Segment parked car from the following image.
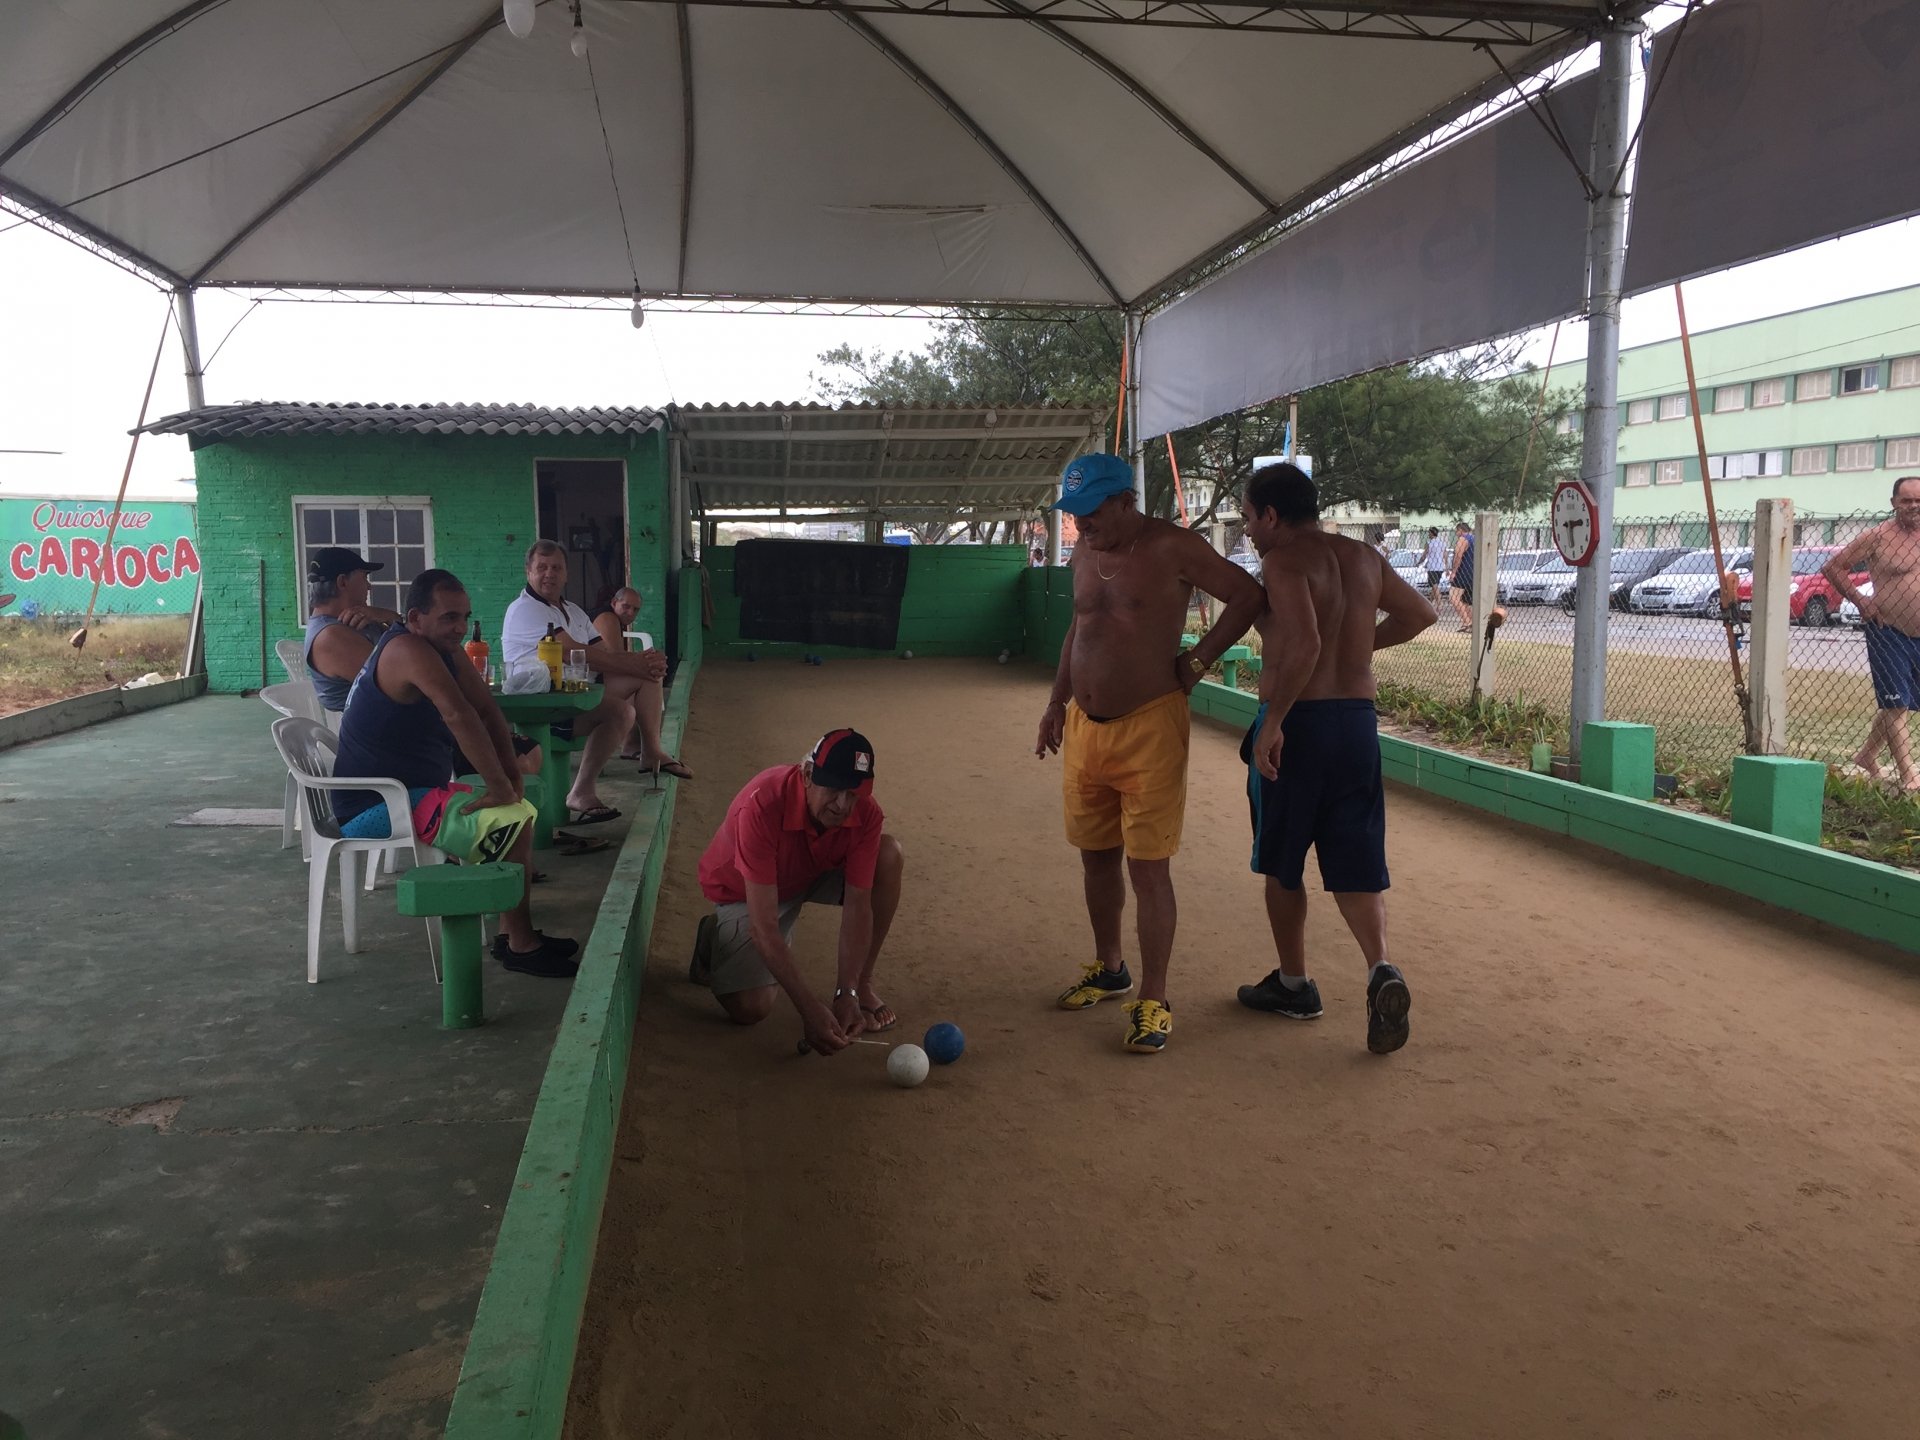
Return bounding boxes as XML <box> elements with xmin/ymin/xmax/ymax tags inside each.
<box><xmin>1733</xmin><ymin>546</ymin><xmax>1869</xmax><ymax>627</ymax></box>
<box><xmin>1229</xmin><ymin>547</ymin><xmax>1262</xmax><ymax>577</ymax></box>
<box><xmin>1492</xmin><ymin>549</ymin><xmax>1554</xmax><ymax>602</ymax></box>
<box><xmin>1506</xmin><ymin>554</ymin><xmax>1580</xmax><ymax>607</ymax></box>
<box><xmin>1595</xmin><ymin>546</ymin><xmax>1694</xmax><ymax>612</ymax></box>
<box><xmin>1841</xmin><ymin>579</ymin><xmax>1872</xmax><ymax>626</ymax></box>
<box><xmin>1628</xmin><ymin>548</ymin><xmax>1753</xmax><ymax>616</ymax></box>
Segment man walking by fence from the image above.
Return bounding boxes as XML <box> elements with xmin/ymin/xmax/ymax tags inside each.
<box><xmin>1826</xmin><ymin>476</ymin><xmax>1920</xmax><ymax>792</ymax></box>
<box><xmin>1421</xmin><ymin>527</ymin><xmax>1447</xmax><ymax>605</ymax></box>
<box><xmin>1446</xmin><ymin>520</ymin><xmax>1475</xmax><ymax>632</ymax></box>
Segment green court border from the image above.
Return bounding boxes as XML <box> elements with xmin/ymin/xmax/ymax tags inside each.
<box><xmin>1186</xmin><ymin>679</ymin><xmax>1920</xmax><ymax>956</ymax></box>
<box><xmin>442</xmin><ymin>570</ymin><xmax>703</xmax><ymax>1439</ymax></box>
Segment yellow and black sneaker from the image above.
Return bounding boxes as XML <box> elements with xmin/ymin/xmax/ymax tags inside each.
<box><xmin>1123</xmin><ymin>998</ymin><xmax>1172</xmax><ymax>1053</ymax></box>
<box><xmin>1057</xmin><ymin>960</ymin><xmax>1134</xmax><ymax>1010</ymax></box>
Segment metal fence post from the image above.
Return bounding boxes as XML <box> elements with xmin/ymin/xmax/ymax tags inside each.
<box><xmin>1748</xmin><ymin>498</ymin><xmax>1794</xmax><ymax>753</ymax></box>
<box><xmin>1471</xmin><ymin>510</ymin><xmax>1500</xmax><ymax>703</ymax></box>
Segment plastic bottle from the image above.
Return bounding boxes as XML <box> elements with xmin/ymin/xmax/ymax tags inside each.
<box><xmin>464</xmin><ymin>621</ymin><xmax>490</xmax><ymax>677</ymax></box>
<box><xmin>537</xmin><ymin>624</ymin><xmax>564</xmax><ymax>689</ymax></box>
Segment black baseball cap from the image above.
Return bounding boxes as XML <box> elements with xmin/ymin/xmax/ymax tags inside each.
<box><xmin>308</xmin><ymin>546</ymin><xmax>382</xmax><ymax>581</ymax></box>
<box><xmin>806</xmin><ymin>728</ymin><xmax>875</xmax><ymax>790</ymax></box>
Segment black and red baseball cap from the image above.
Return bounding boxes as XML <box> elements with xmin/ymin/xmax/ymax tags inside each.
<box><xmin>806</xmin><ymin>728</ymin><xmax>875</xmax><ymax>790</ymax></box>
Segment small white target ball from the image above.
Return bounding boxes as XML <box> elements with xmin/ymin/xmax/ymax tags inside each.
<box><xmin>887</xmin><ymin>1043</ymin><xmax>930</xmax><ymax>1088</ymax></box>
<box><xmin>902</xmin><ymin>650</ymin><xmax>913</xmax><ymax>660</ymax></box>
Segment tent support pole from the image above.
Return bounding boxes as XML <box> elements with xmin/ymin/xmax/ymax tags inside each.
<box><xmin>1568</xmin><ymin>22</ymin><xmax>1636</xmax><ymax>769</ymax></box>
<box><xmin>1045</xmin><ymin>507</ymin><xmax>1062</xmax><ymax>566</ymax></box>
<box><xmin>174</xmin><ymin>286</ymin><xmax>205</xmax><ymax>410</ymax></box>
<box><xmin>1125</xmin><ymin>309</ymin><xmax>1144</xmax><ymax>510</ymax></box>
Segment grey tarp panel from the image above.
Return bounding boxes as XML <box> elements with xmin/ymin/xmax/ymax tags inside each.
<box><xmin>1623</xmin><ymin>0</ymin><xmax>1920</xmax><ymax>295</ymax></box>
<box><xmin>1137</xmin><ymin>75</ymin><xmax>1597</xmax><ymax>440</ymax></box>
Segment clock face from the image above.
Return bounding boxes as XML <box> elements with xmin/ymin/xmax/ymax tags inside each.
<box><xmin>1552</xmin><ymin>482</ymin><xmax>1599</xmax><ymax>566</ymax></box>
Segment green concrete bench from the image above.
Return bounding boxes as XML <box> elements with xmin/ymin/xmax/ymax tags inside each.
<box><xmin>1180</xmin><ymin>639</ymin><xmax>1254</xmax><ymax>688</ymax></box>
<box><xmin>397</xmin><ymin>862</ymin><xmax>525</xmax><ymax>1029</ymax></box>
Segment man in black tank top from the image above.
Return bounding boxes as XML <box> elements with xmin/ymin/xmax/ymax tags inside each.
<box><xmin>335</xmin><ymin>568</ymin><xmax>579</xmax><ymax>977</ymax></box>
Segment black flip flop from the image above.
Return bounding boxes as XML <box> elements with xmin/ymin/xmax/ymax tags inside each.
<box><xmin>566</xmin><ymin>805</ymin><xmax>621</xmax><ymax>825</ymax></box>
<box><xmin>557</xmin><ymin>836</ymin><xmax>613</xmax><ymax>857</ymax></box>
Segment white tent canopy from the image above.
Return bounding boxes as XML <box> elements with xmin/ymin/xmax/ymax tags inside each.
<box><xmin>1</xmin><ymin>1</ymin><xmax>1648</xmax><ymax>309</ymax></box>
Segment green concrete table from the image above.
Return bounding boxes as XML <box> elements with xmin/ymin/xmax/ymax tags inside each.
<box><xmin>493</xmin><ymin>684</ymin><xmax>602</xmax><ymax>848</ymax></box>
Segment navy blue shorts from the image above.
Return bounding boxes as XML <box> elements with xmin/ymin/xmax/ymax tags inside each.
<box><xmin>1243</xmin><ymin>699</ymin><xmax>1389</xmax><ymax>893</ymax></box>
<box><xmin>1864</xmin><ymin>621</ymin><xmax>1920</xmax><ymax>711</ymax></box>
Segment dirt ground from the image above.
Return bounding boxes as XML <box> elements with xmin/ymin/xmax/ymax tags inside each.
<box><xmin>567</xmin><ymin>658</ymin><xmax>1920</xmax><ymax>1440</ymax></box>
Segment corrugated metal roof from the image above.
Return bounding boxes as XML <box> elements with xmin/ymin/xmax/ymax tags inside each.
<box><xmin>138</xmin><ymin>401</ymin><xmax>664</xmax><ymax>440</ymax></box>
<box><xmin>673</xmin><ymin>403</ymin><xmax>1100</xmax><ymax>516</ymax></box>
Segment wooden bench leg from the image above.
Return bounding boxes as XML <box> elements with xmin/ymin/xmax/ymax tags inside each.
<box><xmin>439</xmin><ymin>913</ymin><xmax>486</xmax><ymax>1029</ymax></box>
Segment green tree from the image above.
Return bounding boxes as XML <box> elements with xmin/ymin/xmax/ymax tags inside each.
<box><xmin>813</xmin><ymin>312</ymin><xmax>1580</xmax><ymax>540</ymax></box>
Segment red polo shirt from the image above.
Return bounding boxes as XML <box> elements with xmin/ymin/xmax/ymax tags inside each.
<box><xmin>697</xmin><ymin>764</ymin><xmax>885</xmax><ymax>904</ymax></box>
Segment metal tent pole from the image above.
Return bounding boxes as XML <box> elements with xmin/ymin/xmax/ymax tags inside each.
<box><xmin>1568</xmin><ymin>23</ymin><xmax>1637</xmax><ymax>769</ymax></box>
<box><xmin>1125</xmin><ymin>310</ymin><xmax>1145</xmax><ymax>509</ymax></box>
<box><xmin>174</xmin><ymin>286</ymin><xmax>206</xmax><ymax>409</ymax></box>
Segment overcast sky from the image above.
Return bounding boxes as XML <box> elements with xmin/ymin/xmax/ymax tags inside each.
<box><xmin>3</xmin><ymin>204</ymin><xmax>1917</xmax><ymax>503</ymax></box>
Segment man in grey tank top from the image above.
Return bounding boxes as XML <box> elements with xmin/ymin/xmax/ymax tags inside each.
<box><xmin>304</xmin><ymin>547</ymin><xmax>401</xmax><ymax>713</ymax></box>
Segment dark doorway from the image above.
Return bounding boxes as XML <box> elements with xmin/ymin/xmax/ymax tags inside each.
<box><xmin>536</xmin><ymin>460</ymin><xmax>627</xmax><ymax>611</ymax></box>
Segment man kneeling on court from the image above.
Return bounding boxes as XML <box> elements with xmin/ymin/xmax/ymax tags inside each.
<box><xmin>689</xmin><ymin>730</ymin><xmax>905</xmax><ymax>1056</ymax></box>
<box><xmin>332</xmin><ymin>568</ymin><xmax>579</xmax><ymax>978</ymax></box>
<box><xmin>1235</xmin><ymin>463</ymin><xmax>1434</xmax><ymax>1053</ymax></box>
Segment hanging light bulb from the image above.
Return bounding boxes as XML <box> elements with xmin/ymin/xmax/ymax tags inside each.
<box><xmin>570</xmin><ymin>4</ymin><xmax>588</xmax><ymax>57</ymax></box>
<box><xmin>502</xmin><ymin>0</ymin><xmax>535</xmax><ymax>39</ymax></box>
<box><xmin>630</xmin><ymin>291</ymin><xmax>646</xmax><ymax>330</ymax></box>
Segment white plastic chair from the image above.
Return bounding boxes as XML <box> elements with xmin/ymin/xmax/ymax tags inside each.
<box><xmin>276</xmin><ymin>637</ymin><xmax>308</xmax><ymax>683</ymax></box>
<box><xmin>270</xmin><ymin>716</ymin><xmax>444</xmax><ymax>985</ymax></box>
<box><xmin>261</xmin><ymin>682</ymin><xmax>323</xmax><ymax>852</ymax></box>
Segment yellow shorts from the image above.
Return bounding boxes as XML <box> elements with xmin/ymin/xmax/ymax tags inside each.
<box><xmin>1062</xmin><ymin>690</ymin><xmax>1191</xmax><ymax>860</ymax></box>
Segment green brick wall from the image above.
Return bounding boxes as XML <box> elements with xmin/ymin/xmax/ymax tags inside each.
<box><xmin>701</xmin><ymin>543</ymin><xmax>1027</xmax><ymax>658</ymax></box>
<box><xmin>193</xmin><ymin>430</ymin><xmax>667</xmax><ymax>692</ymax></box>
<box><xmin>1019</xmin><ymin>565</ymin><xmax>1074</xmax><ymax>668</ymax></box>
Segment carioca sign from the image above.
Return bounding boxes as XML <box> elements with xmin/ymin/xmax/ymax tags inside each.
<box><xmin>2</xmin><ymin>497</ymin><xmax>200</xmax><ymax>615</ymax></box>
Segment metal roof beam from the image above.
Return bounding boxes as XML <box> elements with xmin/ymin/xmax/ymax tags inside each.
<box><xmin>675</xmin><ymin>4</ymin><xmax>697</xmax><ymax>295</ymax></box>
<box><xmin>0</xmin><ymin>179</ymin><xmax>186</xmax><ymax>288</ymax></box>
<box><xmin>681</xmin><ymin>425</ymin><xmax>1097</xmax><ymax>442</ymax></box>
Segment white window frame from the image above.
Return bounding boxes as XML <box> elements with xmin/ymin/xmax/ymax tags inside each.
<box><xmin>1751</xmin><ymin>377</ymin><xmax>1787</xmax><ymax>408</ymax></box>
<box><xmin>293</xmin><ymin>494</ymin><xmax>437</xmax><ymax>621</ymax></box>
<box><xmin>1790</xmin><ymin>446</ymin><xmax>1829</xmax><ymax>476</ymax></box>
<box><xmin>1795</xmin><ymin>370</ymin><xmax>1833</xmax><ymax>402</ymax></box>
<box><xmin>1891</xmin><ymin>355</ymin><xmax>1920</xmax><ymax>390</ymax></box>
<box><xmin>1834</xmin><ymin>442</ymin><xmax>1876</xmax><ymax>473</ymax></box>
<box><xmin>1712</xmin><ymin>385</ymin><xmax>1747</xmax><ymax>413</ymax></box>
<box><xmin>1840</xmin><ymin>362</ymin><xmax>1881</xmax><ymax>396</ymax></box>
<box><xmin>1625</xmin><ymin>398</ymin><xmax>1656</xmax><ymax>426</ymax></box>
<box><xmin>1624</xmin><ymin>462</ymin><xmax>1652</xmax><ymax>488</ymax></box>
<box><xmin>1657</xmin><ymin>393</ymin><xmax>1690</xmax><ymax>421</ymax></box>
<box><xmin>1886</xmin><ymin>437</ymin><xmax>1920</xmax><ymax>468</ymax></box>
<box><xmin>1654</xmin><ymin>459</ymin><xmax>1685</xmax><ymax>485</ymax></box>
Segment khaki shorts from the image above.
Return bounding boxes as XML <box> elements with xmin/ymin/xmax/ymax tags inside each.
<box><xmin>705</xmin><ymin>870</ymin><xmax>846</xmax><ymax>995</ymax></box>
<box><xmin>1062</xmin><ymin>690</ymin><xmax>1191</xmax><ymax>860</ymax></box>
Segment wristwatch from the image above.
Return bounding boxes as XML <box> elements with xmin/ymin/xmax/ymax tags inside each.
<box><xmin>1183</xmin><ymin>653</ymin><xmax>1206</xmax><ymax>677</ymax></box>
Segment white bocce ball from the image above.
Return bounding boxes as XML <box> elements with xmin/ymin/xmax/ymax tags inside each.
<box><xmin>887</xmin><ymin>1043</ymin><xmax>931</xmax><ymax>1088</ymax></box>
<box><xmin>901</xmin><ymin>649</ymin><xmax>913</xmax><ymax>660</ymax></box>
<box><xmin>997</xmin><ymin>649</ymin><xmax>1010</xmax><ymax>664</ymax></box>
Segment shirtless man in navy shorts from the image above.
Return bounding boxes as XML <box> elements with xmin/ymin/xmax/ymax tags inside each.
<box><xmin>1232</xmin><ymin>463</ymin><xmax>1436</xmax><ymax>1053</ymax></box>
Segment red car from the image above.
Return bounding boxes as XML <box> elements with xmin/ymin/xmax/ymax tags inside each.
<box><xmin>1734</xmin><ymin>546</ymin><xmax>1868</xmax><ymax>627</ymax></box>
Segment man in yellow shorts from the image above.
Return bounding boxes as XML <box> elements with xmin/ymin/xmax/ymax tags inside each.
<box><xmin>1034</xmin><ymin>454</ymin><xmax>1264</xmax><ymax>1051</ymax></box>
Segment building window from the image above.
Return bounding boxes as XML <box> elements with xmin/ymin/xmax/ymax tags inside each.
<box><xmin>1840</xmin><ymin>363</ymin><xmax>1881</xmax><ymax>395</ymax></box>
<box><xmin>1707</xmin><ymin>451</ymin><xmax>1787</xmax><ymax>480</ymax></box>
<box><xmin>1892</xmin><ymin>355</ymin><xmax>1920</xmax><ymax>389</ymax></box>
<box><xmin>1657</xmin><ymin>393</ymin><xmax>1690</xmax><ymax>421</ymax></box>
<box><xmin>1625</xmin><ymin>398</ymin><xmax>1656</xmax><ymax>426</ymax></box>
<box><xmin>1835</xmin><ymin>442</ymin><xmax>1876</xmax><ymax>472</ymax></box>
<box><xmin>1624</xmin><ymin>462</ymin><xmax>1652</xmax><ymax>487</ymax></box>
<box><xmin>1887</xmin><ymin>437</ymin><xmax>1920</xmax><ymax>468</ymax></box>
<box><xmin>1795</xmin><ymin>370</ymin><xmax>1833</xmax><ymax>402</ymax></box>
<box><xmin>1752</xmin><ymin>377</ymin><xmax>1787</xmax><ymax>407</ymax></box>
<box><xmin>296</xmin><ymin>499</ymin><xmax>434</xmax><ymax>618</ymax></box>
<box><xmin>1557</xmin><ymin>411</ymin><xmax>1584</xmax><ymax>434</ymax></box>
<box><xmin>1655</xmin><ymin>460</ymin><xmax>1685</xmax><ymax>485</ymax></box>
<box><xmin>1713</xmin><ymin>385</ymin><xmax>1747</xmax><ymax>413</ymax></box>
<box><xmin>1790</xmin><ymin>446</ymin><xmax>1830</xmax><ymax>476</ymax></box>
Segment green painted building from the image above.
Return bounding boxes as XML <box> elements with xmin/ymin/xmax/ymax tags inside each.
<box><xmin>144</xmin><ymin>403</ymin><xmax>669</xmax><ymax>693</ymax></box>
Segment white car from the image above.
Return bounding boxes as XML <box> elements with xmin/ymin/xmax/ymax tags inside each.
<box><xmin>1387</xmin><ymin>548</ymin><xmax>1445</xmax><ymax>594</ymax></box>
<box><xmin>1840</xmin><ymin>579</ymin><xmax>1872</xmax><ymax>626</ymax></box>
<box><xmin>1504</xmin><ymin>554</ymin><xmax>1579</xmax><ymax>607</ymax></box>
<box><xmin>1493</xmin><ymin>549</ymin><xmax>1554</xmax><ymax>603</ymax></box>
<box><xmin>1629</xmin><ymin>548</ymin><xmax>1753</xmax><ymax>615</ymax></box>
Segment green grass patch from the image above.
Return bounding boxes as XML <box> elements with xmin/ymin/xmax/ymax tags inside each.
<box><xmin>0</xmin><ymin>616</ymin><xmax>188</xmax><ymax>717</ymax></box>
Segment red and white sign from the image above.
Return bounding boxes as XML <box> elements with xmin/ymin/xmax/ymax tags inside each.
<box><xmin>1550</xmin><ymin>480</ymin><xmax>1601</xmax><ymax>567</ymax></box>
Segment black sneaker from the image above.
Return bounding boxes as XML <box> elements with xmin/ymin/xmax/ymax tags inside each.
<box><xmin>1366</xmin><ymin>963</ymin><xmax>1411</xmax><ymax>1054</ymax></box>
<box><xmin>689</xmin><ymin>914</ymin><xmax>716</xmax><ymax>985</ymax></box>
<box><xmin>496</xmin><ymin>932</ymin><xmax>581</xmax><ymax>979</ymax></box>
<box><xmin>1238</xmin><ymin>970</ymin><xmax>1324</xmax><ymax>1019</ymax></box>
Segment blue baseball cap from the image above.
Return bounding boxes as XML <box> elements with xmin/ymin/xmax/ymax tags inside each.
<box><xmin>1053</xmin><ymin>453</ymin><xmax>1135</xmax><ymax>516</ymax></box>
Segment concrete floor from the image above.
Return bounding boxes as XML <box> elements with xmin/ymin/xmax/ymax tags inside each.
<box><xmin>0</xmin><ymin>697</ymin><xmax>635</xmax><ymax>1439</ymax></box>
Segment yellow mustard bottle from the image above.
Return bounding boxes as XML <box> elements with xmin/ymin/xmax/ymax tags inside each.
<box><xmin>536</xmin><ymin>624</ymin><xmax>564</xmax><ymax>689</ymax></box>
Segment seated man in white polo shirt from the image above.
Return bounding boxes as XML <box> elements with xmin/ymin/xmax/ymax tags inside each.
<box><xmin>501</xmin><ymin>539</ymin><xmax>671</xmax><ymax>825</ymax></box>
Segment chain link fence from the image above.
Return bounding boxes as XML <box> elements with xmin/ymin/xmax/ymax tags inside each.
<box><xmin>1369</xmin><ymin>510</ymin><xmax>1910</xmax><ymax>782</ymax></box>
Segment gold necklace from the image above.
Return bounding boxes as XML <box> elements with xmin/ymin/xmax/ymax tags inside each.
<box><xmin>1095</xmin><ymin>533</ymin><xmax>1139</xmax><ymax>581</ymax></box>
